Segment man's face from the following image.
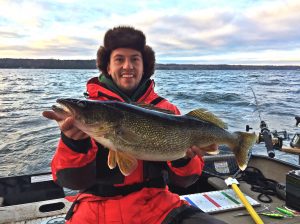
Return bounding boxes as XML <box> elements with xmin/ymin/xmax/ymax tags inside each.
<box><xmin>107</xmin><ymin>48</ymin><xmax>144</xmax><ymax>95</ymax></box>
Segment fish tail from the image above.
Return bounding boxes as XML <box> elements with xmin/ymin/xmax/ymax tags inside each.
<box><xmin>232</xmin><ymin>131</ymin><xmax>257</xmax><ymax>171</ymax></box>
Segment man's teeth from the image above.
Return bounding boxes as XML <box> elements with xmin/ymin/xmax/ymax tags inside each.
<box><xmin>122</xmin><ymin>74</ymin><xmax>134</xmax><ymax>78</ymax></box>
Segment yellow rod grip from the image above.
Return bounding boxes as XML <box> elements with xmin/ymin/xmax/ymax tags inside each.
<box><xmin>231</xmin><ymin>183</ymin><xmax>264</xmax><ymax>224</ymax></box>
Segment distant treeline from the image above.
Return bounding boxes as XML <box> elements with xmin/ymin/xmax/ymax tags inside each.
<box><xmin>0</xmin><ymin>58</ymin><xmax>96</xmax><ymax>69</ymax></box>
<box><xmin>1</xmin><ymin>58</ymin><xmax>300</xmax><ymax>70</ymax></box>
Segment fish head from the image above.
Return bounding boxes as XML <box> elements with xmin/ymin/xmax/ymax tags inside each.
<box><xmin>53</xmin><ymin>98</ymin><xmax>123</xmax><ymax>126</ymax></box>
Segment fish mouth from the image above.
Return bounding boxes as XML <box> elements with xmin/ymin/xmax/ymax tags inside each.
<box><xmin>52</xmin><ymin>98</ymin><xmax>83</xmax><ymax>116</ymax></box>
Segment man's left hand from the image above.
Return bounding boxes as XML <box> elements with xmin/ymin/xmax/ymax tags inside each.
<box><xmin>185</xmin><ymin>144</ymin><xmax>218</xmax><ymax>158</ymax></box>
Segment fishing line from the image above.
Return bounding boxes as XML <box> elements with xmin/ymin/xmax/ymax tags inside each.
<box><xmin>250</xmin><ymin>87</ymin><xmax>262</xmax><ymax>122</ymax></box>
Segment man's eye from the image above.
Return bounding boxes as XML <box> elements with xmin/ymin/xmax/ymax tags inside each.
<box><xmin>115</xmin><ymin>58</ymin><xmax>123</xmax><ymax>62</ymax></box>
<box><xmin>132</xmin><ymin>57</ymin><xmax>140</xmax><ymax>62</ymax></box>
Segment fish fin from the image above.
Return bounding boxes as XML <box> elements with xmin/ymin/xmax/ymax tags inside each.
<box><xmin>107</xmin><ymin>150</ymin><xmax>117</xmax><ymax>169</ymax></box>
<box><xmin>116</xmin><ymin>151</ymin><xmax>138</xmax><ymax>176</ymax></box>
<box><xmin>131</xmin><ymin>102</ymin><xmax>175</xmax><ymax>114</ymax></box>
<box><xmin>231</xmin><ymin>132</ymin><xmax>257</xmax><ymax>170</ymax></box>
<box><xmin>186</xmin><ymin>109</ymin><xmax>228</xmax><ymax>129</ymax></box>
<box><xmin>116</xmin><ymin>127</ymin><xmax>141</xmax><ymax>144</ymax></box>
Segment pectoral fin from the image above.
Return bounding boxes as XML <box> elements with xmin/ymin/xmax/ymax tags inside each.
<box><xmin>116</xmin><ymin>126</ymin><xmax>141</xmax><ymax>144</ymax></box>
<box><xmin>107</xmin><ymin>150</ymin><xmax>117</xmax><ymax>169</ymax></box>
<box><xmin>116</xmin><ymin>151</ymin><xmax>138</xmax><ymax>176</ymax></box>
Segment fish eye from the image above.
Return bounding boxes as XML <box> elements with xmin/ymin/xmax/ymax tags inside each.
<box><xmin>77</xmin><ymin>100</ymin><xmax>87</xmax><ymax>108</ymax></box>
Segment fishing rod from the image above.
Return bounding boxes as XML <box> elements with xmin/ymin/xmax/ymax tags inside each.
<box><xmin>248</xmin><ymin>87</ymin><xmax>275</xmax><ymax>158</ymax></box>
<box><xmin>248</xmin><ymin>88</ymin><xmax>300</xmax><ymax>158</ymax></box>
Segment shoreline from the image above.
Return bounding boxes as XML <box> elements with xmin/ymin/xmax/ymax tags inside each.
<box><xmin>1</xmin><ymin>58</ymin><xmax>300</xmax><ymax>70</ymax></box>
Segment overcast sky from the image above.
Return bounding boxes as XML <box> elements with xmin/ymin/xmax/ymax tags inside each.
<box><xmin>1</xmin><ymin>0</ymin><xmax>300</xmax><ymax>65</ymax></box>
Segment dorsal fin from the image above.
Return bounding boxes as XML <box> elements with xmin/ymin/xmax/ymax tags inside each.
<box><xmin>186</xmin><ymin>109</ymin><xmax>228</xmax><ymax>129</ymax></box>
<box><xmin>130</xmin><ymin>102</ymin><xmax>175</xmax><ymax>114</ymax></box>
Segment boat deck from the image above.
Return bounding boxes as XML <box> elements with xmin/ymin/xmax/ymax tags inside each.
<box><xmin>1</xmin><ymin>155</ymin><xmax>300</xmax><ymax>224</ymax></box>
<box><xmin>209</xmin><ymin>155</ymin><xmax>300</xmax><ymax>224</ymax></box>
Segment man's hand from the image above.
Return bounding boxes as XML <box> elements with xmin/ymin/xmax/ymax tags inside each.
<box><xmin>42</xmin><ymin>110</ymin><xmax>89</xmax><ymax>140</ymax></box>
<box><xmin>185</xmin><ymin>144</ymin><xmax>218</xmax><ymax>158</ymax></box>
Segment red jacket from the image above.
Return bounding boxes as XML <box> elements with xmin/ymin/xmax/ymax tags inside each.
<box><xmin>51</xmin><ymin>77</ymin><xmax>205</xmax><ymax>224</ymax></box>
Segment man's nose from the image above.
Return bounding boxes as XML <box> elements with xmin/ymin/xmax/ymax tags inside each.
<box><xmin>123</xmin><ymin>58</ymin><xmax>133</xmax><ymax>69</ymax></box>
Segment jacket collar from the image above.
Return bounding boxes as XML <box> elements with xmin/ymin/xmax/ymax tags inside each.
<box><xmin>98</xmin><ymin>74</ymin><xmax>152</xmax><ymax>103</ymax></box>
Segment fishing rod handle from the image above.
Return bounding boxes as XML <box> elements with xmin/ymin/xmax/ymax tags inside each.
<box><xmin>261</xmin><ymin>130</ymin><xmax>275</xmax><ymax>158</ymax></box>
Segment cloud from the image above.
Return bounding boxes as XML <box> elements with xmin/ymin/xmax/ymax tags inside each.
<box><xmin>160</xmin><ymin>48</ymin><xmax>300</xmax><ymax>65</ymax></box>
<box><xmin>0</xmin><ymin>31</ymin><xmax>27</xmax><ymax>39</ymax></box>
<box><xmin>143</xmin><ymin>0</ymin><xmax>300</xmax><ymax>64</ymax></box>
<box><xmin>0</xmin><ymin>1</ymin><xmax>43</xmax><ymax>28</ymax></box>
<box><xmin>0</xmin><ymin>35</ymin><xmax>98</xmax><ymax>59</ymax></box>
<box><xmin>0</xmin><ymin>0</ymin><xmax>300</xmax><ymax>64</ymax></box>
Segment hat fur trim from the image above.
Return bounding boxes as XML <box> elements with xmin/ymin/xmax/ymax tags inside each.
<box><xmin>104</xmin><ymin>26</ymin><xmax>146</xmax><ymax>51</ymax></box>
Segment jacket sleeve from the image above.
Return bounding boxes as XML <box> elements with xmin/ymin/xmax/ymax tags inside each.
<box><xmin>51</xmin><ymin>132</ymin><xmax>98</xmax><ymax>190</ymax></box>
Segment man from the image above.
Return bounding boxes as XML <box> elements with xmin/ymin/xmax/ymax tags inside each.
<box><xmin>43</xmin><ymin>26</ymin><xmax>226</xmax><ymax>224</ymax></box>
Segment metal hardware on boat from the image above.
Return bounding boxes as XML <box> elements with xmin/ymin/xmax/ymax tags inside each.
<box><xmin>290</xmin><ymin>133</ymin><xmax>300</xmax><ymax>148</ymax></box>
<box><xmin>295</xmin><ymin>116</ymin><xmax>300</xmax><ymax>127</ymax></box>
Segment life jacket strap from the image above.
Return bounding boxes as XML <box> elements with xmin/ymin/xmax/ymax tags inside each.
<box><xmin>85</xmin><ymin>176</ymin><xmax>166</xmax><ymax>197</ymax></box>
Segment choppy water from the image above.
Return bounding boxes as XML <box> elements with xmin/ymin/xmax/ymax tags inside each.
<box><xmin>0</xmin><ymin>69</ymin><xmax>299</xmax><ymax>177</ymax></box>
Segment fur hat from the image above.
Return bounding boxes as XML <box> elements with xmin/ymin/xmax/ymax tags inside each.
<box><xmin>96</xmin><ymin>26</ymin><xmax>155</xmax><ymax>79</ymax></box>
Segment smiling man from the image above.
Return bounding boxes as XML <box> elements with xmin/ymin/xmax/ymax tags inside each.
<box><xmin>43</xmin><ymin>26</ymin><xmax>225</xmax><ymax>224</ymax></box>
<box><xmin>107</xmin><ymin>48</ymin><xmax>144</xmax><ymax>95</ymax></box>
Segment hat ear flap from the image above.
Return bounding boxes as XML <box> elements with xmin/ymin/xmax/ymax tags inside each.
<box><xmin>96</xmin><ymin>46</ymin><xmax>110</xmax><ymax>75</ymax></box>
<box><xmin>143</xmin><ymin>45</ymin><xmax>155</xmax><ymax>79</ymax></box>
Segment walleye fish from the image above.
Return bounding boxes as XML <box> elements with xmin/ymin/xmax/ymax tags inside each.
<box><xmin>52</xmin><ymin>98</ymin><xmax>257</xmax><ymax>176</ymax></box>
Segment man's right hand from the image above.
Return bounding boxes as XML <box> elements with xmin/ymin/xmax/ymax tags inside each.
<box><xmin>42</xmin><ymin>111</ymin><xmax>89</xmax><ymax>140</ymax></box>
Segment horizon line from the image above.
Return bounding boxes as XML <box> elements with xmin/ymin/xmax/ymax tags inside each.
<box><xmin>1</xmin><ymin>58</ymin><xmax>300</xmax><ymax>67</ymax></box>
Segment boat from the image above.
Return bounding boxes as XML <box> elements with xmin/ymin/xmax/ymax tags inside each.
<box><xmin>1</xmin><ymin>121</ymin><xmax>300</xmax><ymax>224</ymax></box>
<box><xmin>1</xmin><ymin>150</ymin><xmax>299</xmax><ymax>224</ymax></box>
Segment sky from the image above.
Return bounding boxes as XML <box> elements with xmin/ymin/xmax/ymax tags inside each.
<box><xmin>1</xmin><ymin>0</ymin><xmax>300</xmax><ymax>65</ymax></box>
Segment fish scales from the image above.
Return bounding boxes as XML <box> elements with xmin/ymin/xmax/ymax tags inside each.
<box><xmin>112</xmin><ymin>110</ymin><xmax>192</xmax><ymax>160</ymax></box>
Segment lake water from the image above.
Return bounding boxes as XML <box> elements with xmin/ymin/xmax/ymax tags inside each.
<box><xmin>0</xmin><ymin>69</ymin><xmax>299</xmax><ymax>177</ymax></box>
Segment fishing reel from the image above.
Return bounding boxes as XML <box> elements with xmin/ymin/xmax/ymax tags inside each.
<box><xmin>246</xmin><ymin>116</ymin><xmax>300</xmax><ymax>157</ymax></box>
<box><xmin>246</xmin><ymin>121</ymin><xmax>288</xmax><ymax>158</ymax></box>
